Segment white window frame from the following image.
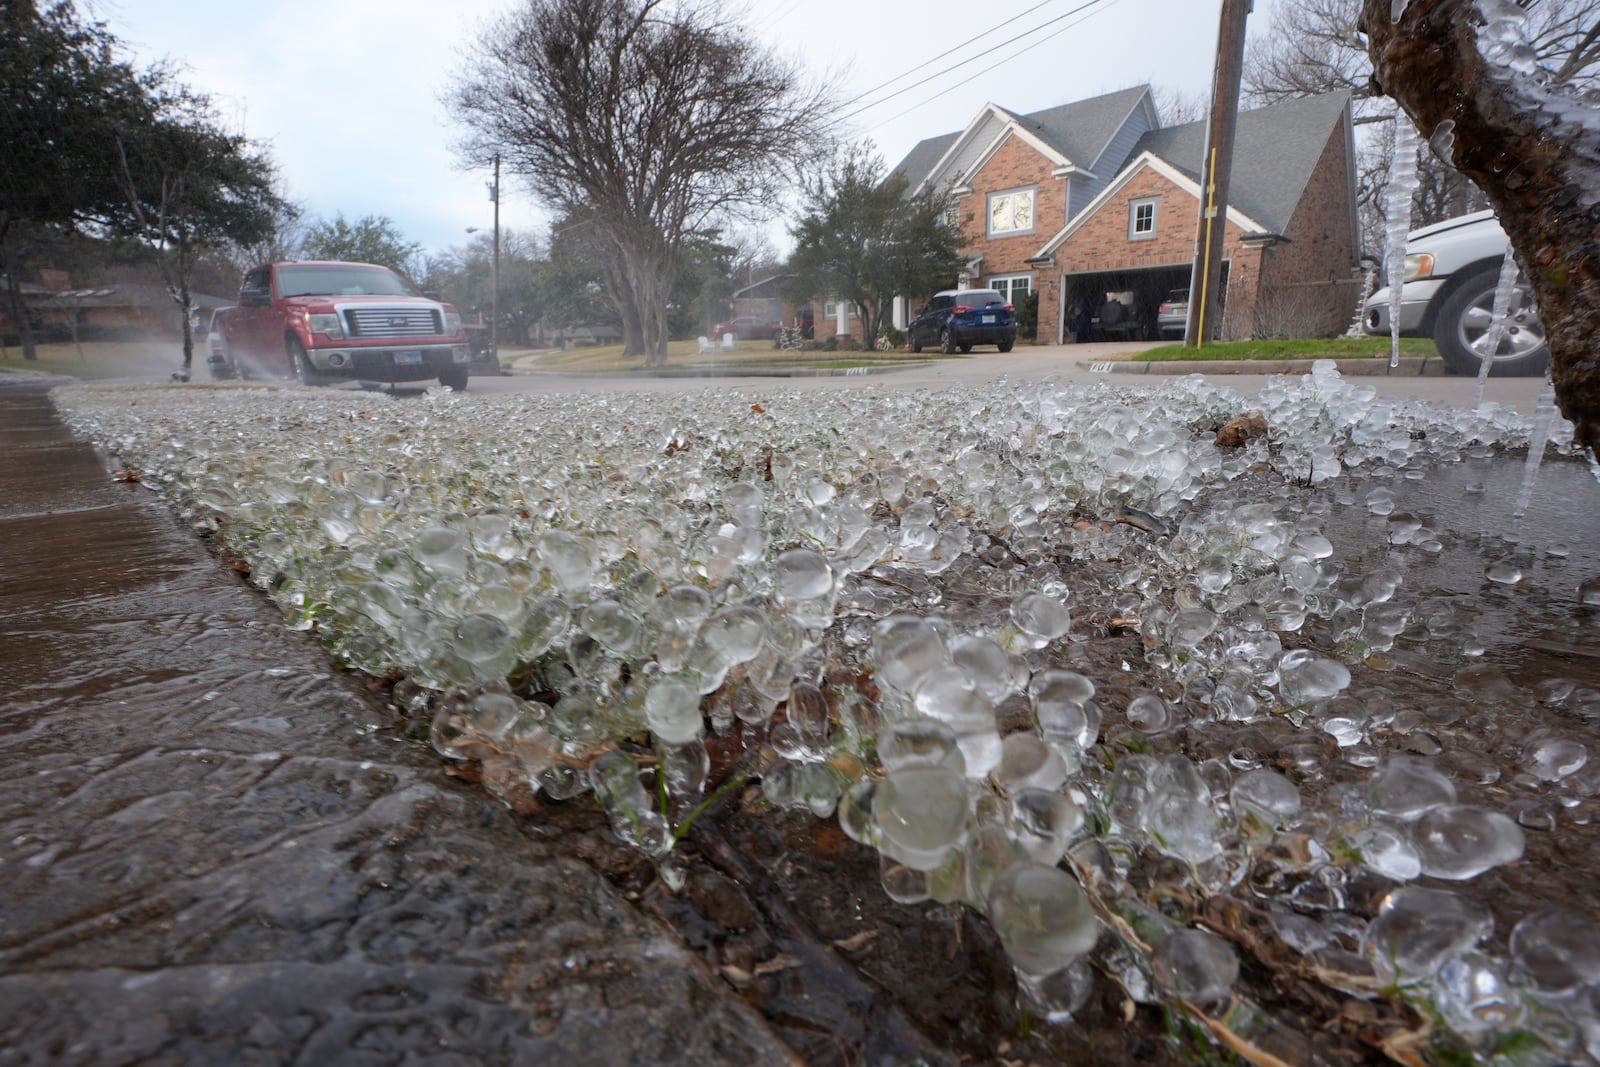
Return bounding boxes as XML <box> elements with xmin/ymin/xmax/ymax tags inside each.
<box><xmin>987</xmin><ymin>187</ymin><xmax>1037</xmax><ymax>237</ymax></box>
<box><xmin>988</xmin><ymin>274</ymin><xmax>1033</xmax><ymax>304</ymax></box>
<box><xmin>1129</xmin><ymin>196</ymin><xmax>1159</xmax><ymax>240</ymax></box>
<box><xmin>822</xmin><ymin>300</ymin><xmax>854</xmax><ymax>319</ymax></box>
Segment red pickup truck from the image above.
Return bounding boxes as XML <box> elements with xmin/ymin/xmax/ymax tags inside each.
<box><xmin>210</xmin><ymin>261</ymin><xmax>472</xmax><ymax>390</ymax></box>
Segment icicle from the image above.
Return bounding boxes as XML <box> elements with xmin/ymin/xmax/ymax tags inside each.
<box><xmin>1474</xmin><ymin>240</ymin><xmax>1522</xmax><ymax>411</ymax></box>
<box><xmin>1512</xmin><ymin>373</ymin><xmax>1559</xmax><ymax>518</ymax></box>
<box><xmin>1384</xmin><ymin>112</ymin><xmax>1420</xmax><ymax>369</ymax></box>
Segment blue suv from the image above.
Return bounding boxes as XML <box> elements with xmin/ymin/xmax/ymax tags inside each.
<box><xmin>907</xmin><ymin>288</ymin><xmax>1017</xmax><ymax>354</ymax></box>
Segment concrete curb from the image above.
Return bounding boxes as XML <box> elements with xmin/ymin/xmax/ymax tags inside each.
<box><xmin>509</xmin><ymin>360</ymin><xmax>937</xmax><ymax>379</ymax></box>
<box><xmin>1080</xmin><ymin>355</ymin><xmax>1447</xmax><ymax>377</ymax></box>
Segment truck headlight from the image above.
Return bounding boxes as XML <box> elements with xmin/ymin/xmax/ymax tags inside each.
<box><xmin>1402</xmin><ymin>253</ymin><xmax>1435</xmax><ymax>282</ymax></box>
<box><xmin>443</xmin><ymin>310</ymin><xmax>462</xmax><ymax>334</ymax></box>
<box><xmin>306</xmin><ymin>313</ymin><xmax>344</xmax><ymax>340</ymax></box>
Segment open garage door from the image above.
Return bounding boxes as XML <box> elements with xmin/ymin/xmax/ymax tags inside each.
<box><xmin>1059</xmin><ymin>263</ymin><xmax>1230</xmax><ymax>344</ymax></box>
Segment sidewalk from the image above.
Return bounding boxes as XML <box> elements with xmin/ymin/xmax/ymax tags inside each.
<box><xmin>0</xmin><ymin>378</ymin><xmax>801</xmax><ymax>1066</ymax></box>
<box><xmin>505</xmin><ymin>342</ymin><xmax>1447</xmax><ymax>379</ymax></box>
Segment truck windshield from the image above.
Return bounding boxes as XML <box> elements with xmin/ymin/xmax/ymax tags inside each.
<box><xmin>276</xmin><ymin>265</ymin><xmax>416</xmax><ymax>298</ymax></box>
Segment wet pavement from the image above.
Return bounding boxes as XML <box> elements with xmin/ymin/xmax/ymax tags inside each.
<box><xmin>0</xmin><ymin>379</ymin><xmax>803</xmax><ymax>1066</ymax></box>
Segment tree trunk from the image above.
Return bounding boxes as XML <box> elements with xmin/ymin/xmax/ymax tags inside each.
<box><xmin>1362</xmin><ymin>0</ymin><xmax>1600</xmax><ymax>457</ymax></box>
<box><xmin>4</xmin><ymin>270</ymin><xmax>37</xmax><ymax>362</ymax></box>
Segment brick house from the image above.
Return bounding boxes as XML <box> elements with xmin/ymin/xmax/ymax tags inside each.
<box><xmin>886</xmin><ymin>87</ymin><xmax>1360</xmax><ymax>345</ymax></box>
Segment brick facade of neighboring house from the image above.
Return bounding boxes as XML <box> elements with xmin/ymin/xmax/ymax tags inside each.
<box><xmin>886</xmin><ymin>87</ymin><xmax>1360</xmax><ymax>346</ymax></box>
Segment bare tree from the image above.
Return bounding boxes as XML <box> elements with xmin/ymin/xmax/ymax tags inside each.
<box><xmin>1247</xmin><ymin>0</ymin><xmax>1600</xmax><ymax>252</ymax></box>
<box><xmin>1362</xmin><ymin>0</ymin><xmax>1600</xmax><ymax>454</ymax></box>
<box><xmin>445</xmin><ymin>0</ymin><xmax>833</xmax><ymax>366</ymax></box>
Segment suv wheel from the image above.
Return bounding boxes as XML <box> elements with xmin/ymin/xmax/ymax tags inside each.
<box><xmin>908</xmin><ymin>328</ymin><xmax>923</xmax><ymax>354</ymax></box>
<box><xmin>1433</xmin><ymin>264</ymin><xmax>1549</xmax><ymax>377</ymax></box>
<box><xmin>940</xmin><ymin>328</ymin><xmax>956</xmax><ymax>355</ymax></box>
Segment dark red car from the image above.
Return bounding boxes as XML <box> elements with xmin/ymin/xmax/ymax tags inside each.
<box><xmin>713</xmin><ymin>315</ymin><xmax>781</xmax><ymax>341</ymax></box>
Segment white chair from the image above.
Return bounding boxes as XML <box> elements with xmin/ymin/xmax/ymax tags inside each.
<box><xmin>697</xmin><ymin>336</ymin><xmax>712</xmax><ymax>354</ymax></box>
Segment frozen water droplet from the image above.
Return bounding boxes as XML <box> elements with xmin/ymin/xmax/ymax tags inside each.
<box><xmin>1485</xmin><ymin>560</ymin><xmax>1523</xmax><ymax>585</ymax></box>
<box><xmin>1580</xmin><ymin>577</ymin><xmax>1600</xmax><ymax>611</ymax></box>
<box><xmin>1435</xmin><ymin>953</ymin><xmax>1523</xmax><ymax>1034</ymax></box>
<box><xmin>1152</xmin><ymin>929</ymin><xmax>1238</xmax><ymax>1007</ymax></box>
<box><xmin>1147</xmin><ymin>755</ymin><xmax>1222</xmax><ymax>863</ymax></box>
<box><xmin>645</xmin><ymin>678</ymin><xmax>704</xmax><ymax>744</ymax></box>
<box><xmin>985</xmin><ymin>863</ymin><xmax>1099</xmax><ymax>978</ymax></box>
<box><xmin>1523</xmin><ymin>732</ymin><xmax>1587</xmax><ymax>781</ymax></box>
<box><xmin>1230</xmin><ymin>768</ymin><xmax>1302</xmax><ymax>831</ymax></box>
<box><xmin>1010</xmin><ymin>592</ymin><xmax>1070</xmax><ymax>649</ymax></box>
<box><xmin>874</xmin><ymin>764</ymin><xmax>971</xmax><ymax>871</ymax></box>
<box><xmin>1369</xmin><ymin>756</ymin><xmax>1457</xmax><ymax>821</ymax></box>
<box><xmin>775</xmin><ymin>547</ymin><xmax>833</xmax><ymax>602</ymax></box>
<box><xmin>414</xmin><ymin>525</ymin><xmax>468</xmax><ymax>578</ymax></box>
<box><xmin>1510</xmin><ymin>909</ymin><xmax>1600</xmax><ymax>994</ymax></box>
<box><xmin>872</xmin><ymin>616</ymin><xmax>948</xmax><ymax>694</ymax></box>
<box><xmin>1413</xmin><ymin>804</ymin><xmax>1525</xmax><ymax>879</ymax></box>
<box><xmin>1125</xmin><ymin>693</ymin><xmax>1172</xmax><ymax>734</ymax></box>
<box><xmin>1345</xmin><ymin>823</ymin><xmax>1422</xmax><ymax>881</ymax></box>
<box><xmin>539</xmin><ymin>530</ymin><xmax>599</xmax><ymax>593</ymax></box>
<box><xmin>1363</xmin><ymin>886</ymin><xmax>1492</xmax><ymax>985</ymax></box>
<box><xmin>1278</xmin><ymin>649</ymin><xmax>1351</xmax><ymax>707</ymax></box>
<box><xmin>995</xmin><ymin>732</ymin><xmax>1069</xmax><ymax>794</ymax></box>
<box><xmin>1009</xmin><ymin>788</ymin><xmax>1083</xmax><ymax>865</ymax></box>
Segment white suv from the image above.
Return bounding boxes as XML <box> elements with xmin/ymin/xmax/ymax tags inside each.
<box><xmin>1362</xmin><ymin>210</ymin><xmax>1548</xmax><ymax>377</ymax></box>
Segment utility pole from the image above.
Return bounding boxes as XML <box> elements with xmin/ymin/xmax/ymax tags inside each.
<box><xmin>1185</xmin><ymin>0</ymin><xmax>1252</xmax><ymax>348</ymax></box>
<box><xmin>489</xmin><ymin>153</ymin><xmax>501</xmax><ymax>366</ymax></box>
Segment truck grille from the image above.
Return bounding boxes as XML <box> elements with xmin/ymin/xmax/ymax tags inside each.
<box><xmin>346</xmin><ymin>307</ymin><xmax>442</xmax><ymax>338</ymax></box>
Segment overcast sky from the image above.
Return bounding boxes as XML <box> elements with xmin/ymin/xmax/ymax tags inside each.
<box><xmin>98</xmin><ymin>0</ymin><xmax>1278</xmax><ymax>263</ymax></box>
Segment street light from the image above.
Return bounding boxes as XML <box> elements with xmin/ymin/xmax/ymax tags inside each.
<box><xmin>487</xmin><ymin>155</ymin><xmax>500</xmax><ymax>367</ymax></box>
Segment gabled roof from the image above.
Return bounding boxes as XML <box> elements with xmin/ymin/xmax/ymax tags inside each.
<box><xmin>1126</xmin><ymin>91</ymin><xmax>1352</xmax><ymax>235</ymax></box>
<box><xmin>889</xmin><ymin>85</ymin><xmax>1156</xmax><ymax>192</ymax></box>
<box><xmin>1031</xmin><ymin>90</ymin><xmax>1353</xmax><ymax>261</ymax></box>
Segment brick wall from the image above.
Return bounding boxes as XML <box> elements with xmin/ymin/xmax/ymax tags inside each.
<box><xmin>1039</xmin><ymin>165</ymin><xmax>1262</xmax><ymax>342</ymax></box>
<box><xmin>953</xmin><ymin>132</ymin><xmax>1071</xmax><ymax>287</ymax></box>
<box><xmin>1255</xmin><ymin>113</ymin><xmax>1362</xmax><ymax>338</ymax></box>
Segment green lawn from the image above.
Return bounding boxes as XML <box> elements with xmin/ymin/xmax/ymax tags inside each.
<box><xmin>0</xmin><ymin>340</ymin><xmax>187</xmax><ymax>379</ymax></box>
<box><xmin>1134</xmin><ymin>336</ymin><xmax>1437</xmax><ymax>361</ymax></box>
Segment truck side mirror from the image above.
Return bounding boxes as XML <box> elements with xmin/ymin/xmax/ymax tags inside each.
<box><xmin>239</xmin><ymin>289</ymin><xmax>269</xmax><ymax>307</ymax></box>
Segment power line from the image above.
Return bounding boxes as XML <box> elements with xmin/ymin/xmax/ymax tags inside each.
<box><xmin>845</xmin><ymin>0</ymin><xmax>1066</xmax><ymax>108</ymax></box>
<box><xmin>868</xmin><ymin>0</ymin><xmax>1128</xmax><ymax>131</ymax></box>
<box><xmin>838</xmin><ymin>0</ymin><xmax>1116</xmax><ymax>125</ymax></box>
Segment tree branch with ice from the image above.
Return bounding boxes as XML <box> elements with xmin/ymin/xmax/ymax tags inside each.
<box><xmin>1363</xmin><ymin>0</ymin><xmax>1600</xmax><ymax>458</ymax></box>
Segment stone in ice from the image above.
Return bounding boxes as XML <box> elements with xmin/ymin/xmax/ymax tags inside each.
<box><xmin>1412</xmin><ymin>804</ymin><xmax>1525</xmax><ymax>880</ymax></box>
<box><xmin>985</xmin><ymin>863</ymin><xmax>1100</xmax><ymax>978</ymax></box>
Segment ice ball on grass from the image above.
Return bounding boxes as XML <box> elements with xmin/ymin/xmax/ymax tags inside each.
<box><xmin>995</xmin><ymin>732</ymin><xmax>1069</xmax><ymax>795</ymax></box>
<box><xmin>1510</xmin><ymin>909</ymin><xmax>1600</xmax><ymax>995</ymax></box>
<box><xmin>1413</xmin><ymin>804</ymin><xmax>1525</xmax><ymax>880</ymax></box>
<box><xmin>872</xmin><ymin>616</ymin><xmax>949</xmax><ymax>694</ymax></box>
<box><xmin>985</xmin><ymin>862</ymin><xmax>1100</xmax><ymax>979</ymax></box>
<box><xmin>1152</xmin><ymin>929</ymin><xmax>1239</xmax><ymax>1007</ymax></box>
<box><xmin>1363</xmin><ymin>886</ymin><xmax>1492</xmax><ymax>987</ymax></box>
<box><xmin>1277</xmin><ymin>648</ymin><xmax>1351</xmax><ymax>708</ymax></box>
<box><xmin>645</xmin><ymin>678</ymin><xmax>704</xmax><ymax>744</ymax></box>
<box><xmin>1368</xmin><ymin>756</ymin><xmax>1457</xmax><ymax>821</ymax></box>
<box><xmin>1435</xmin><ymin>953</ymin><xmax>1523</xmax><ymax>1034</ymax></box>
<box><xmin>873</xmin><ymin>764</ymin><xmax>971</xmax><ymax>871</ymax></box>
<box><xmin>1009</xmin><ymin>593</ymin><xmax>1070</xmax><ymax>650</ymax></box>
<box><xmin>1009</xmin><ymin>789</ymin><xmax>1084</xmax><ymax>866</ymax></box>
<box><xmin>1230</xmin><ymin>768</ymin><xmax>1302</xmax><ymax>833</ymax></box>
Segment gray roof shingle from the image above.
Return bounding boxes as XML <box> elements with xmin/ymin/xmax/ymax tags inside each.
<box><xmin>1127</xmin><ymin>92</ymin><xmax>1351</xmax><ymax>234</ymax></box>
<box><xmin>888</xmin><ymin>85</ymin><xmax>1154</xmax><ymax>188</ymax></box>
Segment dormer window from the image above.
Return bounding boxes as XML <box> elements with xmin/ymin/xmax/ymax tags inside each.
<box><xmin>988</xmin><ymin>188</ymin><xmax>1036</xmax><ymax>236</ymax></box>
<box><xmin>1130</xmin><ymin>196</ymin><xmax>1159</xmax><ymax>240</ymax></box>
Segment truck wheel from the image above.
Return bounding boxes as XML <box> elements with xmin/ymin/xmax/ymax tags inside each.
<box><xmin>438</xmin><ymin>365</ymin><xmax>469</xmax><ymax>391</ymax></box>
<box><xmin>288</xmin><ymin>338</ymin><xmax>322</xmax><ymax>386</ymax></box>
<box><xmin>208</xmin><ymin>348</ymin><xmax>236</xmax><ymax>381</ymax></box>
<box><xmin>1432</xmin><ymin>264</ymin><xmax>1549</xmax><ymax>377</ymax></box>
